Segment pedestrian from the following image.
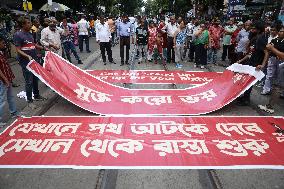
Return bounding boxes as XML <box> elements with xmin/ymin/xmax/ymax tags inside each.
<box><xmin>0</xmin><ymin>36</ymin><xmax>18</xmax><ymax>127</ymax></box>
<box><xmin>96</xmin><ymin>15</ymin><xmax>116</xmax><ymax>65</ymax></box>
<box><xmin>117</xmin><ymin>14</ymin><xmax>134</xmax><ymax>66</ymax></box>
<box><xmin>230</xmin><ymin>21</ymin><xmax>244</xmax><ymax>64</ymax></box>
<box><xmin>107</xmin><ymin>16</ymin><xmax>116</xmax><ymax>46</ymax></box>
<box><xmin>234</xmin><ymin>20</ymin><xmax>251</xmax><ymax>62</ymax></box>
<box><xmin>41</xmin><ymin>18</ymin><xmax>63</xmax><ymax>55</ymax></box>
<box><xmin>163</xmin><ymin>15</ymin><xmax>178</xmax><ymax>63</ymax></box>
<box><xmin>261</xmin><ymin>25</ymin><xmax>283</xmax><ymax>96</ymax></box>
<box><xmin>236</xmin><ymin>21</ymin><xmax>269</xmax><ymax>106</ymax></box>
<box><xmin>77</xmin><ymin>15</ymin><xmax>91</xmax><ymax>53</ymax></box>
<box><xmin>14</xmin><ymin>16</ymin><xmax>47</xmax><ymax>110</ymax></box>
<box><xmin>194</xmin><ymin>23</ymin><xmax>210</xmax><ymax>69</ymax></box>
<box><xmin>157</xmin><ymin>18</ymin><xmax>167</xmax><ymax>60</ymax></box>
<box><xmin>60</xmin><ymin>17</ymin><xmax>82</xmax><ymax>64</ymax></box>
<box><xmin>136</xmin><ymin>19</ymin><xmax>148</xmax><ymax>64</ymax></box>
<box><xmin>147</xmin><ymin>20</ymin><xmax>157</xmax><ymax>62</ymax></box>
<box><xmin>208</xmin><ymin>19</ymin><xmax>223</xmax><ymax>64</ymax></box>
<box><xmin>258</xmin><ymin>27</ymin><xmax>284</xmax><ymax>113</ymax></box>
<box><xmin>173</xmin><ymin>20</ymin><xmax>187</xmax><ymax>68</ymax></box>
<box><xmin>222</xmin><ymin>20</ymin><xmax>237</xmax><ymax>62</ymax></box>
<box><xmin>70</xmin><ymin>19</ymin><xmax>79</xmax><ymax>46</ymax></box>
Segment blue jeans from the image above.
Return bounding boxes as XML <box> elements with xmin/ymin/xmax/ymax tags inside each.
<box><xmin>207</xmin><ymin>48</ymin><xmax>218</xmax><ymax>64</ymax></box>
<box><xmin>20</xmin><ymin>63</ymin><xmax>40</xmax><ymax>102</ymax></box>
<box><xmin>0</xmin><ymin>80</ymin><xmax>17</xmax><ymax>122</ymax></box>
<box><xmin>63</xmin><ymin>41</ymin><xmax>81</xmax><ymax>62</ymax></box>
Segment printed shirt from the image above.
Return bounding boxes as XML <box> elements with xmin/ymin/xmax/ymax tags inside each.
<box><xmin>0</xmin><ymin>50</ymin><xmax>14</xmax><ymax>83</ymax></box>
<box><xmin>223</xmin><ymin>25</ymin><xmax>237</xmax><ymax>45</ymax></box>
<box><xmin>96</xmin><ymin>22</ymin><xmax>111</xmax><ymax>43</ymax></box>
<box><xmin>60</xmin><ymin>24</ymin><xmax>74</xmax><ymax>43</ymax></box>
<box><xmin>41</xmin><ymin>27</ymin><xmax>63</xmax><ymax>53</ymax></box>
<box><xmin>13</xmin><ymin>30</ymin><xmax>37</xmax><ymax>65</ymax></box>
<box><xmin>235</xmin><ymin>29</ymin><xmax>250</xmax><ymax>53</ymax></box>
<box><xmin>270</xmin><ymin>38</ymin><xmax>284</xmax><ymax>57</ymax></box>
<box><xmin>164</xmin><ymin>22</ymin><xmax>179</xmax><ymax>37</ymax></box>
<box><xmin>176</xmin><ymin>29</ymin><xmax>187</xmax><ymax>45</ymax></box>
<box><xmin>136</xmin><ymin>26</ymin><xmax>148</xmax><ymax>45</ymax></box>
<box><xmin>209</xmin><ymin>25</ymin><xmax>223</xmax><ymax>49</ymax></box>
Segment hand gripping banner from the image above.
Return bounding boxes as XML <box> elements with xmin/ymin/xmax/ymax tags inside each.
<box><xmin>27</xmin><ymin>51</ymin><xmax>264</xmax><ymax>115</ymax></box>
<box><xmin>0</xmin><ymin>116</ymin><xmax>283</xmax><ymax>169</ymax></box>
<box><xmin>87</xmin><ymin>70</ymin><xmax>221</xmax><ymax>85</ymax></box>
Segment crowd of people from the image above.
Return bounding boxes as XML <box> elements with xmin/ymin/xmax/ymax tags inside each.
<box><xmin>1</xmin><ymin>11</ymin><xmax>284</xmax><ymax>127</ymax></box>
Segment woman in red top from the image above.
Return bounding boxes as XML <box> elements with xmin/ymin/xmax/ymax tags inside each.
<box><xmin>147</xmin><ymin>21</ymin><xmax>157</xmax><ymax>62</ymax></box>
<box><xmin>0</xmin><ymin>36</ymin><xmax>18</xmax><ymax>127</ymax></box>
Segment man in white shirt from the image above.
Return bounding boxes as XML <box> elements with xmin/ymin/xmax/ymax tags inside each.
<box><xmin>163</xmin><ymin>16</ymin><xmax>179</xmax><ymax>63</ymax></box>
<box><xmin>41</xmin><ymin>18</ymin><xmax>63</xmax><ymax>55</ymax></box>
<box><xmin>96</xmin><ymin>15</ymin><xmax>115</xmax><ymax>65</ymax></box>
<box><xmin>77</xmin><ymin>15</ymin><xmax>91</xmax><ymax>53</ymax></box>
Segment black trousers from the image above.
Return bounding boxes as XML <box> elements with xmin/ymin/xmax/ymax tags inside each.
<box><xmin>120</xmin><ymin>36</ymin><xmax>130</xmax><ymax>62</ymax></box>
<box><xmin>78</xmin><ymin>35</ymin><xmax>90</xmax><ymax>52</ymax></box>
<box><xmin>100</xmin><ymin>42</ymin><xmax>113</xmax><ymax>62</ymax></box>
<box><xmin>222</xmin><ymin>44</ymin><xmax>234</xmax><ymax>61</ymax></box>
<box><xmin>195</xmin><ymin>44</ymin><xmax>207</xmax><ymax>65</ymax></box>
<box><xmin>189</xmin><ymin>42</ymin><xmax>195</xmax><ymax>61</ymax></box>
<box><xmin>167</xmin><ymin>36</ymin><xmax>175</xmax><ymax>63</ymax></box>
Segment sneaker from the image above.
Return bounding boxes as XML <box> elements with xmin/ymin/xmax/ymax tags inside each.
<box><xmin>120</xmin><ymin>62</ymin><xmax>124</xmax><ymax>66</ymax></box>
<box><xmin>87</xmin><ymin>50</ymin><xmax>91</xmax><ymax>53</ymax></box>
<box><xmin>104</xmin><ymin>62</ymin><xmax>107</xmax><ymax>65</ymax></box>
<box><xmin>261</xmin><ymin>91</ymin><xmax>271</xmax><ymax>95</ymax></box>
<box><xmin>125</xmin><ymin>61</ymin><xmax>130</xmax><ymax>65</ymax></box>
<box><xmin>110</xmin><ymin>61</ymin><xmax>116</xmax><ymax>64</ymax></box>
<box><xmin>138</xmin><ymin>61</ymin><xmax>141</xmax><ymax>64</ymax></box>
<box><xmin>78</xmin><ymin>60</ymin><xmax>83</xmax><ymax>64</ymax></box>
<box><xmin>0</xmin><ymin>122</ymin><xmax>6</xmax><ymax>128</ymax></box>
<box><xmin>194</xmin><ymin>64</ymin><xmax>198</xmax><ymax>68</ymax></box>
<box><xmin>200</xmin><ymin>65</ymin><xmax>205</xmax><ymax>69</ymax></box>
<box><xmin>11</xmin><ymin>112</ymin><xmax>21</xmax><ymax>119</ymax></box>
<box><xmin>34</xmin><ymin>95</ymin><xmax>47</xmax><ymax>101</ymax></box>
<box><xmin>258</xmin><ymin>104</ymin><xmax>274</xmax><ymax>114</ymax></box>
<box><xmin>28</xmin><ymin>102</ymin><xmax>38</xmax><ymax>110</ymax></box>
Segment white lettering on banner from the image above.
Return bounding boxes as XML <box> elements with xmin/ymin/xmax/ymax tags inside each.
<box><xmin>74</xmin><ymin>83</ymin><xmax>112</xmax><ymax>102</ymax></box>
<box><xmin>121</xmin><ymin>96</ymin><xmax>172</xmax><ymax>106</ymax></box>
<box><xmin>179</xmin><ymin>89</ymin><xmax>217</xmax><ymax>104</ymax></box>
<box><xmin>89</xmin><ymin>123</ymin><xmax>123</xmax><ymax>134</ymax></box>
<box><xmin>213</xmin><ymin>139</ymin><xmax>269</xmax><ymax>157</ymax></box>
<box><xmin>0</xmin><ymin>139</ymin><xmax>74</xmax><ymax>157</ymax></box>
<box><xmin>233</xmin><ymin>73</ymin><xmax>247</xmax><ymax>83</ymax></box>
<box><xmin>272</xmin><ymin>133</ymin><xmax>284</xmax><ymax>143</ymax></box>
<box><xmin>81</xmin><ymin>139</ymin><xmax>144</xmax><ymax>158</ymax></box>
<box><xmin>152</xmin><ymin>140</ymin><xmax>209</xmax><ymax>156</ymax></box>
<box><xmin>177</xmin><ymin>73</ymin><xmax>212</xmax><ymax>82</ymax></box>
<box><xmin>216</xmin><ymin>123</ymin><xmax>264</xmax><ymax>137</ymax></box>
<box><xmin>131</xmin><ymin>121</ymin><xmax>208</xmax><ymax>137</ymax></box>
<box><xmin>9</xmin><ymin>123</ymin><xmax>81</xmax><ymax>137</ymax></box>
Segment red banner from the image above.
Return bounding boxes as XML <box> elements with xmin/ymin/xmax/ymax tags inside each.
<box><xmin>0</xmin><ymin>116</ymin><xmax>283</xmax><ymax>169</ymax></box>
<box><xmin>87</xmin><ymin>70</ymin><xmax>221</xmax><ymax>85</ymax></box>
<box><xmin>27</xmin><ymin>52</ymin><xmax>264</xmax><ymax>115</ymax></box>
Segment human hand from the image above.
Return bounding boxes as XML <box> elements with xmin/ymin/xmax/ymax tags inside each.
<box><xmin>266</xmin><ymin>43</ymin><xmax>274</xmax><ymax>51</ymax></box>
<box><xmin>256</xmin><ymin>65</ymin><xmax>264</xmax><ymax>71</ymax></box>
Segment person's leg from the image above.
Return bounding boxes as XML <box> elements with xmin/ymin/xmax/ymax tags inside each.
<box><xmin>207</xmin><ymin>47</ymin><xmax>212</xmax><ymax>64</ymax></box>
<box><xmin>125</xmin><ymin>37</ymin><xmax>130</xmax><ymax>64</ymax></box>
<box><xmin>262</xmin><ymin>57</ymin><xmax>275</xmax><ymax>94</ymax></box>
<box><xmin>222</xmin><ymin>45</ymin><xmax>227</xmax><ymax>61</ymax></box>
<box><xmin>6</xmin><ymin>84</ymin><xmax>17</xmax><ymax>114</ymax></box>
<box><xmin>21</xmin><ymin>65</ymin><xmax>33</xmax><ymax>102</ymax></box>
<box><xmin>106</xmin><ymin>41</ymin><xmax>113</xmax><ymax>62</ymax></box>
<box><xmin>167</xmin><ymin>37</ymin><xmax>172</xmax><ymax>63</ymax></box>
<box><xmin>78</xmin><ymin>35</ymin><xmax>83</xmax><ymax>52</ymax></box>
<box><xmin>0</xmin><ymin>81</ymin><xmax>7</xmax><ymax>122</ymax></box>
<box><xmin>63</xmin><ymin>42</ymin><xmax>72</xmax><ymax>62</ymax></box>
<box><xmin>212</xmin><ymin>48</ymin><xmax>218</xmax><ymax>64</ymax></box>
<box><xmin>69</xmin><ymin>42</ymin><xmax>81</xmax><ymax>61</ymax></box>
<box><xmin>195</xmin><ymin>44</ymin><xmax>201</xmax><ymax>66</ymax></box>
<box><xmin>100</xmin><ymin>42</ymin><xmax>106</xmax><ymax>62</ymax></box>
<box><xmin>201</xmin><ymin>44</ymin><xmax>207</xmax><ymax>66</ymax></box>
<box><xmin>32</xmin><ymin>74</ymin><xmax>40</xmax><ymax>98</ymax></box>
<box><xmin>85</xmin><ymin>35</ymin><xmax>90</xmax><ymax>52</ymax></box>
<box><xmin>120</xmin><ymin>38</ymin><xmax>125</xmax><ymax>64</ymax></box>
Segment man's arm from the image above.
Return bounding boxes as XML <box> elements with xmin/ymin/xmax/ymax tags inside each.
<box><xmin>267</xmin><ymin>44</ymin><xmax>284</xmax><ymax>60</ymax></box>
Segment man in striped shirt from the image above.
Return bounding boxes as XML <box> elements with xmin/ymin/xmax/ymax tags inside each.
<box><xmin>0</xmin><ymin>36</ymin><xmax>18</xmax><ymax>127</ymax></box>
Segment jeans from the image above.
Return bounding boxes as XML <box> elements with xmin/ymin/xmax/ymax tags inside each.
<box><xmin>262</xmin><ymin>57</ymin><xmax>280</xmax><ymax>93</ymax></box>
<box><xmin>0</xmin><ymin>80</ymin><xmax>17</xmax><ymax>122</ymax></box>
<box><xmin>207</xmin><ymin>48</ymin><xmax>218</xmax><ymax>64</ymax></box>
<box><xmin>20</xmin><ymin>63</ymin><xmax>40</xmax><ymax>102</ymax></box>
<box><xmin>137</xmin><ymin>45</ymin><xmax>147</xmax><ymax>62</ymax></box>
<box><xmin>63</xmin><ymin>41</ymin><xmax>81</xmax><ymax>63</ymax></box>
<box><xmin>79</xmin><ymin>35</ymin><xmax>90</xmax><ymax>52</ymax></box>
<box><xmin>175</xmin><ymin>44</ymin><xmax>185</xmax><ymax>63</ymax></box>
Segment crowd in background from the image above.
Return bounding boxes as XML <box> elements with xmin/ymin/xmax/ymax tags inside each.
<box><xmin>1</xmin><ymin>11</ymin><xmax>284</xmax><ymax>127</ymax></box>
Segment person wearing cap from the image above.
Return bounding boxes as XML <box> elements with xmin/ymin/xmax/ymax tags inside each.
<box><xmin>162</xmin><ymin>16</ymin><xmax>179</xmax><ymax>63</ymax></box>
<box><xmin>117</xmin><ymin>14</ymin><xmax>134</xmax><ymax>66</ymax></box>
